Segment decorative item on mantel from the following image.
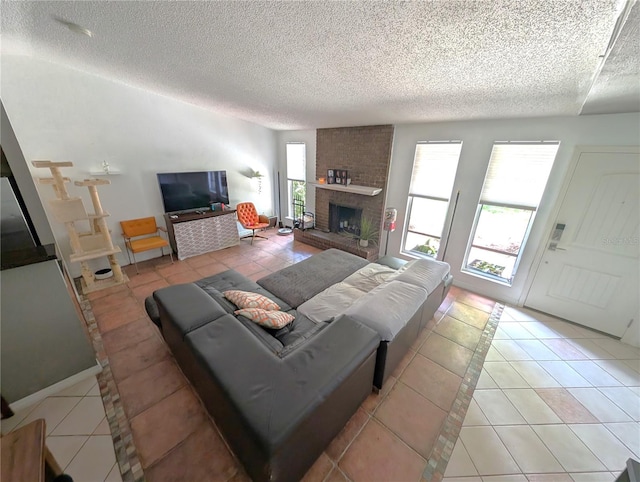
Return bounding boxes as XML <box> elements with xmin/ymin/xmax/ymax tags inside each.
<box><xmin>327</xmin><ymin>169</ymin><xmax>349</xmax><ymax>185</ymax></box>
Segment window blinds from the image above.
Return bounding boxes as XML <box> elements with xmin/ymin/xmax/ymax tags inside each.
<box><xmin>286</xmin><ymin>143</ymin><xmax>306</xmax><ymax>181</ymax></box>
<box><xmin>480</xmin><ymin>142</ymin><xmax>560</xmax><ymax>209</ymax></box>
<box><xmin>409</xmin><ymin>142</ymin><xmax>462</xmax><ymax>199</ymax></box>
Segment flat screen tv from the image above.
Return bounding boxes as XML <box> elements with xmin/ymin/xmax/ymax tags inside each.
<box><xmin>157</xmin><ymin>171</ymin><xmax>230</xmax><ymax>213</ymax></box>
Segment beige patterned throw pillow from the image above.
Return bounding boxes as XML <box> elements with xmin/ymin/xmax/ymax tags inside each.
<box><xmin>235</xmin><ymin>308</ymin><xmax>295</xmax><ymax>329</ymax></box>
<box><xmin>223</xmin><ymin>290</ymin><xmax>280</xmax><ymax>311</ymax></box>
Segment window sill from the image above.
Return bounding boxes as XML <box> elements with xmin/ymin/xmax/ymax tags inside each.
<box><xmin>461</xmin><ymin>267</ymin><xmax>513</xmax><ymax>287</ymax></box>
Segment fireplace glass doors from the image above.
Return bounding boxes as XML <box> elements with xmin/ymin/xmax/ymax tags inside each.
<box><xmin>329</xmin><ymin>203</ymin><xmax>362</xmax><ymax>235</ymax></box>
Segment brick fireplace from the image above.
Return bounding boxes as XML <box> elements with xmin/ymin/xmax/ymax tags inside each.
<box><xmin>294</xmin><ymin>125</ymin><xmax>394</xmax><ymax>260</ymax></box>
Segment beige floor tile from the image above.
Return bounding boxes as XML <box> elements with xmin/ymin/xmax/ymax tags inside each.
<box><xmin>525</xmin><ymin>474</ymin><xmax>573</xmax><ymax>482</ymax></box>
<box><xmin>532</xmin><ymin>425</ymin><xmax>606</xmax><ymax>472</ymax></box>
<box><xmin>567</xmin><ymin>361</ymin><xmax>622</xmax><ymax>387</ymax></box>
<box><xmin>598</xmin><ymin>387</ymin><xmax>640</xmax><ymax>420</ymax></box>
<box><xmin>86</xmin><ymin>381</ymin><xmax>101</xmax><ymax>396</ymax></box>
<box><xmin>493</xmin><ymin>327</ymin><xmax>512</xmax><ymax>340</ymax></box>
<box><xmin>539</xmin><ymin>321</ymin><xmax>586</xmax><ymax>339</ymax></box>
<box><xmin>503</xmin><ymin>389</ymin><xmax>562</xmax><ymax>424</ymax></box>
<box><xmin>16</xmin><ymin>397</ymin><xmax>82</xmax><ymax>435</ymax></box>
<box><xmin>519</xmin><ymin>322</ymin><xmax>564</xmax><ymax>339</ymax></box>
<box><xmin>494</xmin><ymin>425</ymin><xmax>562</xmax><ymax>473</ymax></box>
<box><xmin>497</xmin><ymin>322</ymin><xmax>536</xmax><ymax>340</ymax></box>
<box><xmin>459</xmin><ymin>426</ymin><xmax>520</xmax><ymax>475</ymax></box>
<box><xmin>46</xmin><ymin>435</ymin><xmax>89</xmax><ymax>469</ymax></box>
<box><xmin>568</xmin><ymin>388</ymin><xmax>632</xmax><ymax>423</ymax></box>
<box><xmin>442</xmin><ymin>477</ymin><xmax>482</xmax><ymax>482</ymax></box>
<box><xmin>593</xmin><ymin>339</ymin><xmax>640</xmax><ymax>360</ymax></box>
<box><xmin>604</xmin><ymin>422</ymin><xmax>640</xmax><ymax>456</ymax></box>
<box><xmin>462</xmin><ymin>399</ymin><xmax>490</xmax><ymax>426</ymax></box>
<box><xmin>537</xmin><ymin>361</ymin><xmax>592</xmax><ymax>387</ymax></box>
<box><xmin>565</xmin><ymin>339</ymin><xmax>616</xmax><ymax>360</ymax></box>
<box><xmin>51</xmin><ymin>397</ymin><xmax>107</xmax><ymax>435</ymax></box>
<box><xmin>501</xmin><ymin>307</ymin><xmax>540</xmax><ymax>322</ymax></box>
<box><xmin>54</xmin><ymin>376</ymin><xmax>98</xmax><ymax>397</ymax></box>
<box><xmin>66</xmin><ymin>435</ymin><xmax>117</xmax><ymax>482</ymax></box>
<box><xmin>481</xmin><ymin>476</ymin><xmax>528</xmax><ymax>482</ymax></box>
<box><xmin>595</xmin><ymin>359</ymin><xmax>640</xmax><ymax>386</ymax></box>
<box><xmin>509</xmin><ymin>361</ymin><xmax>561</xmax><ymax>388</ymax></box>
<box><xmin>476</xmin><ymin>369</ymin><xmax>499</xmax><ymax>389</ymax></box>
<box><xmin>569</xmin><ymin>473</ymin><xmax>616</xmax><ymax>482</ymax></box>
<box><xmin>492</xmin><ymin>340</ymin><xmax>533</xmax><ymax>361</ymax></box>
<box><xmin>473</xmin><ymin>390</ymin><xmax>526</xmax><ymax>425</ymax></box>
<box><xmin>443</xmin><ymin>439</ymin><xmax>478</xmax><ymax>477</ymax></box>
<box><xmin>483</xmin><ymin>362</ymin><xmax>530</xmax><ymax>388</ymax></box>
<box><xmin>569</xmin><ymin>424</ymin><xmax>636</xmax><ymax>471</ymax></box>
<box><xmin>621</xmin><ymin>358</ymin><xmax>640</xmax><ymax>374</ymax></box>
<box><xmin>105</xmin><ymin>463</ymin><xmax>124</xmax><ymax>482</ymax></box>
<box><xmin>514</xmin><ymin>340</ymin><xmax>560</xmax><ymax>361</ymax></box>
<box><xmin>93</xmin><ymin>416</ymin><xmax>112</xmax><ymax>435</ymax></box>
<box><xmin>485</xmin><ymin>346</ymin><xmax>505</xmax><ymax>362</ymax></box>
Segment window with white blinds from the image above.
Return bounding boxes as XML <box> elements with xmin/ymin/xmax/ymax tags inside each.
<box><xmin>402</xmin><ymin>141</ymin><xmax>462</xmax><ymax>258</ymax></box>
<box><xmin>409</xmin><ymin>142</ymin><xmax>462</xmax><ymax>200</ymax></box>
<box><xmin>480</xmin><ymin>142</ymin><xmax>560</xmax><ymax>209</ymax></box>
<box><xmin>463</xmin><ymin>141</ymin><xmax>560</xmax><ymax>284</ymax></box>
<box><xmin>286</xmin><ymin>142</ymin><xmax>306</xmax><ymax>219</ymax></box>
<box><xmin>286</xmin><ymin>143</ymin><xmax>306</xmax><ymax>181</ymax></box>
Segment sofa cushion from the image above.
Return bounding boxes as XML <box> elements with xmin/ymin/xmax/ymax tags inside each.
<box><xmin>196</xmin><ymin>269</ymin><xmax>291</xmax><ymax>313</ymax></box>
<box><xmin>390</xmin><ymin>258</ymin><xmax>451</xmax><ymax>294</ymax></box>
<box><xmin>342</xmin><ymin>280</ymin><xmax>428</xmax><ymax>341</ymax></box>
<box><xmin>236</xmin><ymin>308</ymin><xmax>295</xmax><ymax>329</ymax></box>
<box><xmin>298</xmin><ymin>263</ymin><xmax>398</xmax><ymax>323</ymax></box>
<box><xmin>257</xmin><ymin>248</ymin><xmax>368</xmax><ymax>308</ymax></box>
<box><xmin>224</xmin><ymin>290</ymin><xmax>281</xmax><ymax>311</ymax></box>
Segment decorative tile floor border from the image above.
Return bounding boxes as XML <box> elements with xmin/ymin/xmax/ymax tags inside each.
<box><xmin>77</xmin><ymin>287</ymin><xmax>145</xmax><ymax>482</ymax></box>
<box><xmin>422</xmin><ymin>302</ymin><xmax>505</xmax><ymax>482</ymax></box>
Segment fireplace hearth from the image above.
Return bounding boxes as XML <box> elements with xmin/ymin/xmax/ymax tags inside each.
<box><xmin>329</xmin><ymin>203</ymin><xmax>362</xmax><ymax>235</ymax></box>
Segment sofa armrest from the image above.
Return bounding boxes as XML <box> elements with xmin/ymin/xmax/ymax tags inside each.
<box><xmin>153</xmin><ymin>283</ymin><xmax>228</xmax><ymax>338</ymax></box>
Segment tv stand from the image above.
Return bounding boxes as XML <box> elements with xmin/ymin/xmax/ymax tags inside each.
<box><xmin>164</xmin><ymin>210</ymin><xmax>239</xmax><ymax>260</ymax></box>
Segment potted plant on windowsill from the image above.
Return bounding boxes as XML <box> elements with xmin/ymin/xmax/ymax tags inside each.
<box><xmin>358</xmin><ymin>217</ymin><xmax>378</xmax><ymax>248</ymax></box>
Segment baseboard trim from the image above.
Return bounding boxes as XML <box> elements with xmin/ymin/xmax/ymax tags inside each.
<box><xmin>9</xmin><ymin>361</ymin><xmax>102</xmax><ymax>413</ymax></box>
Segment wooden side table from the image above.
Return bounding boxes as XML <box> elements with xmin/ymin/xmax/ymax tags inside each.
<box><xmin>1</xmin><ymin>418</ymin><xmax>64</xmax><ymax>482</ymax></box>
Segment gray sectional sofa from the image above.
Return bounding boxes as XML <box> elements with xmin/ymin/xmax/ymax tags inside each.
<box><xmin>146</xmin><ymin>248</ymin><xmax>452</xmax><ymax>482</ymax></box>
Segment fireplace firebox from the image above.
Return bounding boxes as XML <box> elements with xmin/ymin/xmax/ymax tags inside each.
<box><xmin>329</xmin><ymin>203</ymin><xmax>362</xmax><ymax>235</ymax></box>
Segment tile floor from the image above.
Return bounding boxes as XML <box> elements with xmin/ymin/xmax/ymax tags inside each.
<box><xmin>66</xmin><ymin>230</ymin><xmax>501</xmax><ymax>481</ymax></box>
<box><xmin>443</xmin><ymin>305</ymin><xmax>639</xmax><ymax>482</ymax></box>
<box><xmin>1</xmin><ymin>374</ymin><xmax>122</xmax><ymax>481</ymax></box>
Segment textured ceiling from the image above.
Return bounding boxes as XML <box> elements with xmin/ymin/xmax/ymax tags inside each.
<box><xmin>1</xmin><ymin>0</ymin><xmax>638</xmax><ymax>130</ymax></box>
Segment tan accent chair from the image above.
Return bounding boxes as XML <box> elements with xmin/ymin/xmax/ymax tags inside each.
<box><xmin>120</xmin><ymin>217</ymin><xmax>173</xmax><ymax>273</ymax></box>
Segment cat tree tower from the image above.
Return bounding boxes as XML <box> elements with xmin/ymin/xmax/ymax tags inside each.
<box><xmin>33</xmin><ymin>160</ymin><xmax>127</xmax><ymax>293</ymax></box>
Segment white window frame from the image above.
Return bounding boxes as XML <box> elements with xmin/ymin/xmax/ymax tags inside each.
<box><xmin>402</xmin><ymin>141</ymin><xmax>462</xmax><ymax>259</ymax></box>
<box><xmin>285</xmin><ymin>142</ymin><xmax>306</xmax><ymax>220</ymax></box>
<box><xmin>463</xmin><ymin>141</ymin><xmax>560</xmax><ymax>285</ymax></box>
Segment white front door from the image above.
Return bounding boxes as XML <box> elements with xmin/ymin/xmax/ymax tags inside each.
<box><xmin>525</xmin><ymin>147</ymin><xmax>639</xmax><ymax>337</ymax></box>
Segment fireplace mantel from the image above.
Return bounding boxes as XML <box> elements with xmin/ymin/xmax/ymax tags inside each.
<box><xmin>309</xmin><ymin>181</ymin><xmax>382</xmax><ymax>196</ymax></box>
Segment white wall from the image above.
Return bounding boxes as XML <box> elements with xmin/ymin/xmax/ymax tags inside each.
<box><xmin>386</xmin><ymin>113</ymin><xmax>640</xmax><ymax>304</ymax></box>
<box><xmin>276</xmin><ymin>130</ymin><xmax>317</xmax><ymax>225</ymax></box>
<box><xmin>1</xmin><ymin>55</ymin><xmax>278</xmax><ymax>274</ymax></box>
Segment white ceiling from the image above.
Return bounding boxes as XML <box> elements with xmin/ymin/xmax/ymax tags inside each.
<box><xmin>1</xmin><ymin>0</ymin><xmax>638</xmax><ymax>130</ymax></box>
